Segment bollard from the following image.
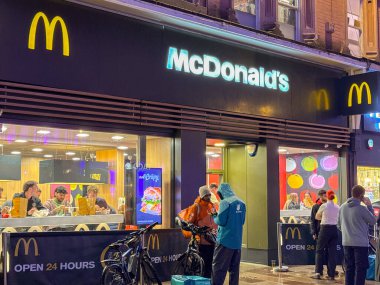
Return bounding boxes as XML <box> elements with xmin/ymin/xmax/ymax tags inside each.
<box><xmin>273</xmin><ymin>222</ymin><xmax>289</xmax><ymax>272</ymax></box>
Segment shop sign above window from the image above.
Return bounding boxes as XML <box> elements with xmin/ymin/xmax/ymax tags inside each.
<box><xmin>166</xmin><ymin>47</ymin><xmax>290</xmax><ymax>92</ymax></box>
<box><xmin>339</xmin><ymin>72</ymin><xmax>380</xmax><ymax>115</ymax></box>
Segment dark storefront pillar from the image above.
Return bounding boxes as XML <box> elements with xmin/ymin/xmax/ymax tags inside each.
<box><xmin>173</xmin><ymin>130</ymin><xmax>207</xmax><ymax>221</ymax></box>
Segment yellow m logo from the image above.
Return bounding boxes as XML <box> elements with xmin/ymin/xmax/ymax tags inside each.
<box><xmin>28</xmin><ymin>12</ymin><xmax>70</xmax><ymax>56</ymax></box>
<box><xmin>285</xmin><ymin>227</ymin><xmax>301</xmax><ymax>240</ymax></box>
<box><xmin>14</xmin><ymin>238</ymin><xmax>39</xmax><ymax>256</ymax></box>
<box><xmin>147</xmin><ymin>234</ymin><xmax>160</xmax><ymax>250</ymax></box>
<box><xmin>348</xmin><ymin>82</ymin><xmax>372</xmax><ymax>107</ymax></box>
<box><xmin>312</xmin><ymin>89</ymin><xmax>330</xmax><ymax>111</ymax></box>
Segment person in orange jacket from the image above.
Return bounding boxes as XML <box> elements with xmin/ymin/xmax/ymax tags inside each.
<box><xmin>186</xmin><ymin>185</ymin><xmax>218</xmax><ymax>278</ymax></box>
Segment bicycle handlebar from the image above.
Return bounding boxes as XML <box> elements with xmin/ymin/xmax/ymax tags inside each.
<box><xmin>176</xmin><ymin>217</ymin><xmax>210</xmax><ymax>235</ymax></box>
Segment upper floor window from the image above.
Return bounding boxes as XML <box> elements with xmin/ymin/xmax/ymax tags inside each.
<box><xmin>277</xmin><ymin>0</ymin><xmax>299</xmax><ymax>40</ymax></box>
<box><xmin>234</xmin><ymin>0</ymin><xmax>256</xmax><ymax>15</ymax></box>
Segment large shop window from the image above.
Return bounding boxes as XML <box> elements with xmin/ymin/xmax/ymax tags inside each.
<box><xmin>0</xmin><ymin>124</ymin><xmax>172</xmax><ymax>232</ymax></box>
<box><xmin>279</xmin><ymin>147</ymin><xmax>340</xmax><ymax>224</ymax></box>
<box><xmin>277</xmin><ymin>0</ymin><xmax>299</xmax><ymax>40</ymax></box>
<box><xmin>357</xmin><ymin>166</ymin><xmax>380</xmax><ymax>203</ymax></box>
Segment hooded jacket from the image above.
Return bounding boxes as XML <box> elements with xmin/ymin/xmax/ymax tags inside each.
<box><xmin>337</xmin><ymin>197</ymin><xmax>376</xmax><ymax>247</ymax></box>
<box><xmin>213</xmin><ymin>183</ymin><xmax>246</xmax><ymax>249</ymax></box>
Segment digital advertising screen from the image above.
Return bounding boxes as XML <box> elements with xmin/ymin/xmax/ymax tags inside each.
<box><xmin>136</xmin><ymin>168</ymin><xmax>162</xmax><ymax>225</ymax></box>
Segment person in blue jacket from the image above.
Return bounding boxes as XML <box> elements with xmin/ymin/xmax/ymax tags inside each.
<box><xmin>211</xmin><ymin>183</ymin><xmax>246</xmax><ymax>285</ymax></box>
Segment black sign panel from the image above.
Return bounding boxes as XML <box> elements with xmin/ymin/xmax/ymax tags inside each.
<box><xmin>339</xmin><ymin>72</ymin><xmax>380</xmax><ymax>115</ymax></box>
<box><xmin>39</xmin><ymin>160</ymin><xmax>109</xmax><ymax>184</ymax></box>
<box><xmin>0</xmin><ymin>155</ymin><xmax>21</xmax><ymax>180</ymax></box>
<box><xmin>0</xmin><ymin>0</ymin><xmax>345</xmax><ymax>125</ymax></box>
<box><xmin>3</xmin><ymin>229</ymin><xmax>187</xmax><ymax>284</ymax></box>
<box><xmin>281</xmin><ymin>224</ymin><xmax>343</xmax><ymax>265</ymax></box>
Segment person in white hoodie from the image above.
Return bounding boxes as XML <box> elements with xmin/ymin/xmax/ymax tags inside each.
<box><xmin>338</xmin><ymin>185</ymin><xmax>377</xmax><ymax>285</ymax></box>
<box><xmin>312</xmin><ymin>190</ymin><xmax>340</xmax><ymax>280</ymax></box>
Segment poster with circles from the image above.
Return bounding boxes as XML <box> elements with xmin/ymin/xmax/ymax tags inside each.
<box><xmin>285</xmin><ymin>152</ymin><xmax>339</xmax><ymax>203</ymax></box>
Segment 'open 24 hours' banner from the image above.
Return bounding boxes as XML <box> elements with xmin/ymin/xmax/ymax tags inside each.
<box><xmin>281</xmin><ymin>224</ymin><xmax>343</xmax><ymax>265</ymax></box>
<box><xmin>2</xmin><ymin>229</ymin><xmax>187</xmax><ymax>284</ymax></box>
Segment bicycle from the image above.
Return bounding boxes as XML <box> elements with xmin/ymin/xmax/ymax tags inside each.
<box><xmin>101</xmin><ymin>221</ymin><xmax>162</xmax><ymax>285</ymax></box>
<box><xmin>173</xmin><ymin>218</ymin><xmax>215</xmax><ymax>276</ymax></box>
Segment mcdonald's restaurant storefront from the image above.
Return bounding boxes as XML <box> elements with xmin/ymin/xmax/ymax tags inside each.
<box><xmin>0</xmin><ymin>0</ymin><xmax>365</xmax><ymax>282</ymax></box>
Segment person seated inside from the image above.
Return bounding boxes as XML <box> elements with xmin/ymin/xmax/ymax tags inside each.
<box><xmin>283</xmin><ymin>192</ymin><xmax>300</xmax><ymax>210</ymax></box>
<box><xmin>13</xmin><ymin>180</ymin><xmax>46</xmax><ymax>216</ymax></box>
<box><xmin>302</xmin><ymin>191</ymin><xmax>314</xmax><ymax>209</ymax></box>
<box><xmin>33</xmin><ymin>187</ymin><xmax>42</xmax><ymax>199</ymax></box>
<box><xmin>44</xmin><ymin>186</ymin><xmax>71</xmax><ymax>216</ymax></box>
<box><xmin>87</xmin><ymin>185</ymin><xmax>110</xmax><ymax>214</ymax></box>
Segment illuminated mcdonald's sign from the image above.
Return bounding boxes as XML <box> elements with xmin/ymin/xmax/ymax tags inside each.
<box><xmin>311</xmin><ymin>89</ymin><xmax>330</xmax><ymax>111</ymax></box>
<box><xmin>14</xmin><ymin>238</ymin><xmax>39</xmax><ymax>256</ymax></box>
<box><xmin>28</xmin><ymin>12</ymin><xmax>70</xmax><ymax>56</ymax></box>
<box><xmin>147</xmin><ymin>234</ymin><xmax>160</xmax><ymax>250</ymax></box>
<box><xmin>348</xmin><ymin>82</ymin><xmax>372</xmax><ymax>107</ymax></box>
<box><xmin>285</xmin><ymin>227</ymin><xmax>301</xmax><ymax>240</ymax></box>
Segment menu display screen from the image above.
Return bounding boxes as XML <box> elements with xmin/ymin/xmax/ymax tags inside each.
<box><xmin>136</xmin><ymin>168</ymin><xmax>162</xmax><ymax>225</ymax></box>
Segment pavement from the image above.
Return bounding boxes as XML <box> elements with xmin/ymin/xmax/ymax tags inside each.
<box><xmin>166</xmin><ymin>262</ymin><xmax>378</xmax><ymax>284</ymax></box>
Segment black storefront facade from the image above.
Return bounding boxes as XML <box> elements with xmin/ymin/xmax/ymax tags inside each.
<box><xmin>0</xmin><ymin>0</ymin><xmax>355</xmax><ymax>265</ymax></box>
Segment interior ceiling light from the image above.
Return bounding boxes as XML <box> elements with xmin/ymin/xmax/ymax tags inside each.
<box><xmin>76</xmin><ymin>133</ymin><xmax>89</xmax><ymax>138</ymax></box>
<box><xmin>44</xmin><ymin>154</ymin><xmax>53</xmax><ymax>158</ymax></box>
<box><xmin>214</xmin><ymin>143</ymin><xmax>225</xmax><ymax>147</ymax></box>
<box><xmin>278</xmin><ymin>148</ymin><xmax>287</xmax><ymax>153</ymax></box>
<box><xmin>37</xmin><ymin>130</ymin><xmax>51</xmax><ymax>135</ymax></box>
<box><xmin>112</xmin><ymin>135</ymin><xmax>124</xmax><ymax>140</ymax></box>
<box><xmin>124</xmin><ymin>153</ymin><xmax>128</xmax><ymax>156</ymax></box>
<box><xmin>117</xmin><ymin>146</ymin><xmax>128</xmax><ymax>150</ymax></box>
<box><xmin>32</xmin><ymin>148</ymin><xmax>43</xmax><ymax>152</ymax></box>
<box><xmin>65</xmin><ymin>152</ymin><xmax>76</xmax><ymax>156</ymax></box>
<box><xmin>1</xmin><ymin>125</ymin><xmax>7</xmax><ymax>133</ymax></box>
<box><xmin>72</xmin><ymin>157</ymin><xmax>80</xmax><ymax>161</ymax></box>
<box><xmin>11</xmin><ymin>151</ymin><xmax>21</xmax><ymax>155</ymax></box>
<box><xmin>15</xmin><ymin>139</ymin><xmax>27</xmax><ymax>143</ymax></box>
<box><xmin>206</xmin><ymin>151</ymin><xmax>215</xmax><ymax>155</ymax></box>
<box><xmin>211</xmin><ymin>154</ymin><xmax>220</xmax><ymax>158</ymax></box>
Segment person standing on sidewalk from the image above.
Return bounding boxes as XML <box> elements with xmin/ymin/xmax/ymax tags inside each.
<box><xmin>338</xmin><ymin>185</ymin><xmax>377</xmax><ymax>285</ymax></box>
<box><xmin>211</xmin><ymin>183</ymin><xmax>246</xmax><ymax>285</ymax></box>
<box><xmin>311</xmin><ymin>190</ymin><xmax>339</xmax><ymax>280</ymax></box>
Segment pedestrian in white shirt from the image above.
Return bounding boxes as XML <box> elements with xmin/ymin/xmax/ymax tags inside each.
<box><xmin>311</xmin><ymin>190</ymin><xmax>340</xmax><ymax>280</ymax></box>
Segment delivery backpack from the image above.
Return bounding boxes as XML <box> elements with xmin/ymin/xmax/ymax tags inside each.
<box><xmin>178</xmin><ymin>203</ymin><xmax>200</xmax><ymax>239</ymax></box>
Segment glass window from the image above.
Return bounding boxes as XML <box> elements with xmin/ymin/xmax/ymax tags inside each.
<box><xmin>234</xmin><ymin>0</ymin><xmax>256</xmax><ymax>15</ymax></box>
<box><xmin>277</xmin><ymin>0</ymin><xmax>298</xmax><ymax>40</ymax></box>
<box><xmin>0</xmin><ymin>124</ymin><xmax>172</xmax><ymax>231</ymax></box>
<box><xmin>206</xmin><ymin>146</ymin><xmax>224</xmax><ymax>185</ymax></box>
<box><xmin>357</xmin><ymin>166</ymin><xmax>380</xmax><ymax>203</ymax></box>
<box><xmin>279</xmin><ymin>147</ymin><xmax>341</xmax><ymax>223</ymax></box>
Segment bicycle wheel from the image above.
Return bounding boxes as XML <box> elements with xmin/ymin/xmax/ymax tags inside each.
<box><xmin>141</xmin><ymin>257</ymin><xmax>162</xmax><ymax>285</ymax></box>
<box><xmin>101</xmin><ymin>264</ymin><xmax>126</xmax><ymax>285</ymax></box>
<box><xmin>173</xmin><ymin>252</ymin><xmax>204</xmax><ymax>276</ymax></box>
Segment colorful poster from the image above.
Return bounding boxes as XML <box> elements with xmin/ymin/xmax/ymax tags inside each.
<box><xmin>282</xmin><ymin>152</ymin><xmax>339</xmax><ymax>209</ymax></box>
<box><xmin>136</xmin><ymin>168</ymin><xmax>162</xmax><ymax>225</ymax></box>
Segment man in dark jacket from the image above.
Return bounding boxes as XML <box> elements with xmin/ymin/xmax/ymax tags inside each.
<box><xmin>310</xmin><ymin>189</ymin><xmax>327</xmax><ymax>278</ymax></box>
<box><xmin>211</xmin><ymin>183</ymin><xmax>246</xmax><ymax>285</ymax></box>
<box><xmin>14</xmin><ymin>180</ymin><xmax>45</xmax><ymax>216</ymax></box>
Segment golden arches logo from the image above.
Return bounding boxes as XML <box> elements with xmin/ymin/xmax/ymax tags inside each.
<box><xmin>348</xmin><ymin>82</ymin><xmax>372</xmax><ymax>107</ymax></box>
<box><xmin>28</xmin><ymin>12</ymin><xmax>70</xmax><ymax>56</ymax></box>
<box><xmin>147</xmin><ymin>234</ymin><xmax>160</xmax><ymax>250</ymax></box>
<box><xmin>285</xmin><ymin>227</ymin><xmax>301</xmax><ymax>240</ymax></box>
<box><xmin>14</xmin><ymin>238</ymin><xmax>39</xmax><ymax>256</ymax></box>
<box><xmin>312</xmin><ymin>89</ymin><xmax>330</xmax><ymax>111</ymax></box>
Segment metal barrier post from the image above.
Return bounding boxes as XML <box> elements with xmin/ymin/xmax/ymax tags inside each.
<box><xmin>273</xmin><ymin>222</ymin><xmax>288</xmax><ymax>272</ymax></box>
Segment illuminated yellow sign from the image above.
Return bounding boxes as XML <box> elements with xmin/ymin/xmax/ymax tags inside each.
<box><xmin>28</xmin><ymin>12</ymin><xmax>70</xmax><ymax>56</ymax></box>
<box><xmin>348</xmin><ymin>82</ymin><xmax>372</xmax><ymax>107</ymax></box>
<box><xmin>312</xmin><ymin>89</ymin><xmax>330</xmax><ymax>111</ymax></box>
<box><xmin>90</xmin><ymin>174</ymin><xmax>101</xmax><ymax>181</ymax></box>
<box><xmin>285</xmin><ymin>227</ymin><xmax>301</xmax><ymax>240</ymax></box>
<box><xmin>14</xmin><ymin>238</ymin><xmax>39</xmax><ymax>256</ymax></box>
<box><xmin>147</xmin><ymin>234</ymin><xmax>160</xmax><ymax>250</ymax></box>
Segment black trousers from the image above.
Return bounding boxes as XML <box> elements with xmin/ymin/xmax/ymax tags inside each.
<box><xmin>344</xmin><ymin>246</ymin><xmax>369</xmax><ymax>285</ymax></box>
<box><xmin>199</xmin><ymin>244</ymin><xmax>215</xmax><ymax>278</ymax></box>
<box><xmin>315</xmin><ymin>225</ymin><xmax>338</xmax><ymax>278</ymax></box>
<box><xmin>211</xmin><ymin>243</ymin><xmax>241</xmax><ymax>285</ymax></box>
